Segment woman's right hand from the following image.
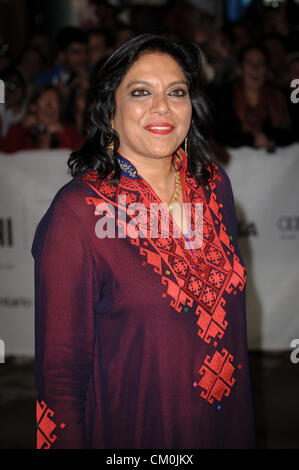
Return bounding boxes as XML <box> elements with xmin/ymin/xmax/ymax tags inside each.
<box><xmin>23</xmin><ymin>113</ymin><xmax>38</xmax><ymax>129</ymax></box>
<box><xmin>254</xmin><ymin>132</ymin><xmax>272</xmax><ymax>149</ymax></box>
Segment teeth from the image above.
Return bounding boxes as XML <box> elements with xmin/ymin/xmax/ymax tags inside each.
<box><xmin>147</xmin><ymin>126</ymin><xmax>172</xmax><ymax>130</ymax></box>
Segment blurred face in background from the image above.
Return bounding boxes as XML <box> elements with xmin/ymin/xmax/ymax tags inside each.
<box><xmin>19</xmin><ymin>48</ymin><xmax>44</xmax><ymax>82</ymax></box>
<box><xmin>64</xmin><ymin>42</ymin><xmax>88</xmax><ymax>73</ymax></box>
<box><xmin>114</xmin><ymin>27</ymin><xmax>134</xmax><ymax>50</ymax></box>
<box><xmin>112</xmin><ymin>52</ymin><xmax>192</xmax><ymax>162</ymax></box>
<box><xmin>263</xmin><ymin>37</ymin><xmax>286</xmax><ymax>70</ymax></box>
<box><xmin>241</xmin><ymin>49</ymin><xmax>267</xmax><ymax>91</ymax></box>
<box><xmin>5</xmin><ymin>73</ymin><xmax>25</xmax><ymax>109</ymax></box>
<box><xmin>29</xmin><ymin>34</ymin><xmax>51</xmax><ymax>61</ymax></box>
<box><xmin>88</xmin><ymin>33</ymin><xmax>107</xmax><ymax>67</ymax></box>
<box><xmin>74</xmin><ymin>85</ymin><xmax>88</xmax><ymax>113</ymax></box>
<box><xmin>36</xmin><ymin>90</ymin><xmax>60</xmax><ymax>127</ymax></box>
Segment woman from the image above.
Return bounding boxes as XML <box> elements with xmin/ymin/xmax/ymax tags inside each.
<box><xmin>213</xmin><ymin>44</ymin><xmax>292</xmax><ymax>150</ymax></box>
<box><xmin>0</xmin><ymin>85</ymin><xmax>84</xmax><ymax>153</ymax></box>
<box><xmin>32</xmin><ymin>35</ymin><xmax>255</xmax><ymax>449</ymax></box>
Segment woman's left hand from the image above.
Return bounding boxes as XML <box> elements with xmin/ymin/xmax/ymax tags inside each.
<box><xmin>47</xmin><ymin>122</ymin><xmax>64</xmax><ymax>134</ymax></box>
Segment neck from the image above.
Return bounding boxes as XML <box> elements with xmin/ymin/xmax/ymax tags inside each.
<box><xmin>120</xmin><ymin>153</ymin><xmax>177</xmax><ymax>192</ymax></box>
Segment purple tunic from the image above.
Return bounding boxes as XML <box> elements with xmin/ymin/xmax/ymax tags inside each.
<box><xmin>32</xmin><ymin>149</ymin><xmax>255</xmax><ymax>449</ymax></box>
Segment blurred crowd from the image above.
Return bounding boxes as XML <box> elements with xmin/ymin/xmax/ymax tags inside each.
<box><xmin>0</xmin><ymin>1</ymin><xmax>298</xmax><ymax>160</ymax></box>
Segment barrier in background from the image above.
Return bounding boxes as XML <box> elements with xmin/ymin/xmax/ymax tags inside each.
<box><xmin>0</xmin><ymin>146</ymin><xmax>298</xmax><ymax>354</ymax></box>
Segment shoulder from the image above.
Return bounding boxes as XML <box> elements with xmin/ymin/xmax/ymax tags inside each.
<box><xmin>43</xmin><ymin>169</ymin><xmax>116</xmax><ymax>223</ymax></box>
<box><xmin>31</xmin><ymin>170</ymin><xmax>96</xmax><ymax>256</ymax></box>
<box><xmin>209</xmin><ymin>161</ymin><xmax>233</xmax><ymax>192</ymax></box>
<box><xmin>46</xmin><ymin>170</ymin><xmax>94</xmax><ymax>215</ymax></box>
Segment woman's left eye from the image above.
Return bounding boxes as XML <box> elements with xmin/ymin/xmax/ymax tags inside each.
<box><xmin>169</xmin><ymin>89</ymin><xmax>187</xmax><ymax>96</ymax></box>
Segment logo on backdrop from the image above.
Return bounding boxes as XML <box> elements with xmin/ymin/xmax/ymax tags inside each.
<box><xmin>277</xmin><ymin>216</ymin><xmax>299</xmax><ymax>239</ymax></box>
<box><xmin>237</xmin><ymin>220</ymin><xmax>258</xmax><ymax>238</ymax></box>
<box><xmin>0</xmin><ymin>79</ymin><xmax>4</xmax><ymax>104</ymax></box>
<box><xmin>0</xmin><ymin>218</ymin><xmax>13</xmax><ymax>247</ymax></box>
<box><xmin>0</xmin><ymin>297</ymin><xmax>32</xmax><ymax>308</ymax></box>
<box><xmin>0</xmin><ymin>340</ymin><xmax>4</xmax><ymax>364</ymax></box>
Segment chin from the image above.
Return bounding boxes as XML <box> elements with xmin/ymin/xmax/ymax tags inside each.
<box><xmin>149</xmin><ymin>148</ymin><xmax>176</xmax><ymax>158</ymax></box>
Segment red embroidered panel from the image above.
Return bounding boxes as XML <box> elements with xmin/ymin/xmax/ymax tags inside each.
<box><xmin>36</xmin><ymin>398</ymin><xmax>66</xmax><ymax>449</ymax></box>
<box><xmin>79</xmin><ymin>153</ymin><xmax>246</xmax><ymax>409</ymax></box>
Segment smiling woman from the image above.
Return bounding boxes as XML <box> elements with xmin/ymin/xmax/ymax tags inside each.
<box><xmin>32</xmin><ymin>34</ymin><xmax>255</xmax><ymax>449</ymax></box>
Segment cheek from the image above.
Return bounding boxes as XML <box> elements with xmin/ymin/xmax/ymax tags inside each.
<box><xmin>176</xmin><ymin>103</ymin><xmax>192</xmax><ymax>131</ymax></box>
<box><xmin>114</xmin><ymin>99</ymin><xmax>145</xmax><ymax>132</ymax></box>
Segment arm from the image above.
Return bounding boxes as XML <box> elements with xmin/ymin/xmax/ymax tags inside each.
<box><xmin>32</xmin><ymin>197</ymin><xmax>98</xmax><ymax>449</ymax></box>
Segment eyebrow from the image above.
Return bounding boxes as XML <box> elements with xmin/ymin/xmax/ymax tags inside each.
<box><xmin>126</xmin><ymin>80</ymin><xmax>188</xmax><ymax>89</ymax></box>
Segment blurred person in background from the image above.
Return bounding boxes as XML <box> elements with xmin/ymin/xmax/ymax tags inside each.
<box><xmin>261</xmin><ymin>33</ymin><xmax>288</xmax><ymax>88</ymax></box>
<box><xmin>113</xmin><ymin>24</ymin><xmax>135</xmax><ymax>50</ymax></box>
<box><xmin>17</xmin><ymin>46</ymin><xmax>46</xmax><ymax>91</ymax></box>
<box><xmin>34</xmin><ymin>27</ymin><xmax>90</xmax><ymax>108</ymax></box>
<box><xmin>213</xmin><ymin>44</ymin><xmax>292</xmax><ymax>150</ymax></box>
<box><xmin>0</xmin><ymin>67</ymin><xmax>27</xmax><ymax>138</ymax></box>
<box><xmin>0</xmin><ymin>38</ymin><xmax>12</xmax><ymax>73</ymax></box>
<box><xmin>224</xmin><ymin>21</ymin><xmax>253</xmax><ymax>55</ymax></box>
<box><xmin>87</xmin><ymin>29</ymin><xmax>109</xmax><ymax>68</ymax></box>
<box><xmin>0</xmin><ymin>85</ymin><xmax>84</xmax><ymax>153</ymax></box>
<box><xmin>28</xmin><ymin>32</ymin><xmax>52</xmax><ymax>69</ymax></box>
<box><xmin>262</xmin><ymin>3</ymin><xmax>289</xmax><ymax>39</ymax></box>
<box><xmin>65</xmin><ymin>83</ymin><xmax>89</xmax><ymax>136</ymax></box>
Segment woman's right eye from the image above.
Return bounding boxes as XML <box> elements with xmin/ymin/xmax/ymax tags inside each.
<box><xmin>131</xmin><ymin>89</ymin><xmax>150</xmax><ymax>96</ymax></box>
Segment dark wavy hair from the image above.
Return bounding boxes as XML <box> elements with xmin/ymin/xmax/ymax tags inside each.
<box><xmin>67</xmin><ymin>34</ymin><xmax>214</xmax><ymax>185</ymax></box>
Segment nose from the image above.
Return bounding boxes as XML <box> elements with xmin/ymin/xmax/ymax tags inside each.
<box><xmin>150</xmin><ymin>92</ymin><xmax>171</xmax><ymax>114</ymax></box>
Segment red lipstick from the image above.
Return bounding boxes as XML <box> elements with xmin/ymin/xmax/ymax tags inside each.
<box><xmin>144</xmin><ymin>122</ymin><xmax>174</xmax><ymax>135</ymax></box>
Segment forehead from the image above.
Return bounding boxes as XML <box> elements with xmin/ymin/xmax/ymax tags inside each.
<box><xmin>243</xmin><ymin>49</ymin><xmax>266</xmax><ymax>62</ymax></box>
<box><xmin>38</xmin><ymin>90</ymin><xmax>58</xmax><ymax>101</ymax></box>
<box><xmin>67</xmin><ymin>42</ymin><xmax>86</xmax><ymax>52</ymax></box>
<box><xmin>120</xmin><ymin>52</ymin><xmax>186</xmax><ymax>85</ymax></box>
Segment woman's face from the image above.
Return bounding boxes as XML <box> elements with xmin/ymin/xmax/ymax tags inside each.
<box><xmin>36</xmin><ymin>90</ymin><xmax>60</xmax><ymax>127</ymax></box>
<box><xmin>111</xmin><ymin>52</ymin><xmax>192</xmax><ymax>162</ymax></box>
<box><xmin>241</xmin><ymin>50</ymin><xmax>267</xmax><ymax>91</ymax></box>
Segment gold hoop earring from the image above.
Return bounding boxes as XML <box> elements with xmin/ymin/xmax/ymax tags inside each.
<box><xmin>184</xmin><ymin>136</ymin><xmax>188</xmax><ymax>155</ymax></box>
<box><xmin>107</xmin><ymin>140</ymin><xmax>114</xmax><ymax>154</ymax></box>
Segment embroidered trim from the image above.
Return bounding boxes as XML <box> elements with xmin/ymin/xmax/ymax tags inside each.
<box><xmin>117</xmin><ymin>154</ymin><xmax>142</xmax><ymax>180</ymax></box>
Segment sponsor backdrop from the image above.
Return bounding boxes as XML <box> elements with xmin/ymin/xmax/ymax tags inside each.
<box><xmin>0</xmin><ymin>146</ymin><xmax>298</xmax><ymax>354</ymax></box>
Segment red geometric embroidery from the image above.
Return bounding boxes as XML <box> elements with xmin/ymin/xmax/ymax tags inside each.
<box><xmin>208</xmin><ymin>268</ymin><xmax>225</xmax><ymax>289</ymax></box>
<box><xmin>188</xmin><ymin>276</ymin><xmax>203</xmax><ymax>296</ymax></box>
<box><xmin>195</xmin><ymin>298</ymin><xmax>228</xmax><ymax>345</ymax></box>
<box><xmin>196</xmin><ymin>348</ymin><xmax>238</xmax><ymax>405</ymax></box>
<box><xmin>205</xmin><ymin>245</ymin><xmax>223</xmax><ymax>266</ymax></box>
<box><xmin>172</xmin><ymin>258</ymin><xmax>188</xmax><ymax>275</ymax></box>
<box><xmin>79</xmin><ymin>149</ymin><xmax>247</xmax><ymax>410</ymax></box>
<box><xmin>36</xmin><ymin>399</ymin><xmax>65</xmax><ymax>449</ymax></box>
<box><xmin>201</xmin><ymin>285</ymin><xmax>218</xmax><ymax>308</ymax></box>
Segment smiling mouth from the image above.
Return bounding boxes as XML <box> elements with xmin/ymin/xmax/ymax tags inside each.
<box><xmin>144</xmin><ymin>123</ymin><xmax>174</xmax><ymax>135</ymax></box>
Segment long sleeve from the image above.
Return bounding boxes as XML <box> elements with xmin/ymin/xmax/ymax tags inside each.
<box><xmin>32</xmin><ymin>197</ymin><xmax>98</xmax><ymax>449</ymax></box>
